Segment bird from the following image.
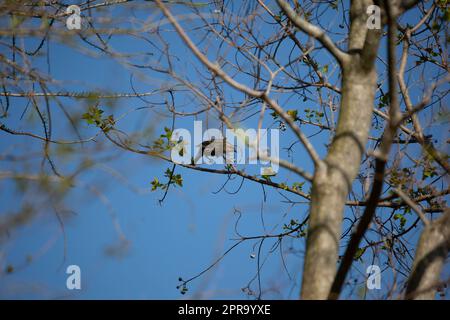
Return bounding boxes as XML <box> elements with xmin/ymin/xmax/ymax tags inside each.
<box><xmin>192</xmin><ymin>137</ymin><xmax>235</xmax><ymax>165</ymax></box>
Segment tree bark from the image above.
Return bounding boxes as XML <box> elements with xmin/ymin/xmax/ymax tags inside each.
<box><xmin>406</xmin><ymin>209</ymin><xmax>450</xmax><ymax>299</ymax></box>
<box><xmin>300</xmin><ymin>0</ymin><xmax>382</xmax><ymax>299</ymax></box>
<box><xmin>301</xmin><ymin>60</ymin><xmax>379</xmax><ymax>299</ymax></box>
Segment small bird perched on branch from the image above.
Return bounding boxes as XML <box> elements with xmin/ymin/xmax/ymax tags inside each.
<box><xmin>192</xmin><ymin>137</ymin><xmax>235</xmax><ymax>165</ymax></box>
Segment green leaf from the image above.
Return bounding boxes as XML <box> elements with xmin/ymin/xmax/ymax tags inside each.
<box><xmin>354</xmin><ymin>247</ymin><xmax>366</xmax><ymax>261</ymax></box>
<box><xmin>151</xmin><ymin>178</ymin><xmax>161</xmax><ymax>191</ymax></box>
<box><xmin>82</xmin><ymin>105</ymin><xmax>108</xmax><ymax>128</ymax></box>
<box><xmin>394</xmin><ymin>213</ymin><xmax>407</xmax><ymax>228</ymax></box>
<box><xmin>173</xmin><ymin>174</ymin><xmax>183</xmax><ymax>187</ymax></box>
<box><xmin>422</xmin><ymin>166</ymin><xmax>437</xmax><ymax>179</ymax></box>
<box><xmin>292</xmin><ymin>182</ymin><xmax>305</xmax><ymax>191</ymax></box>
<box><xmin>287</xmin><ymin>109</ymin><xmax>298</xmax><ymax>121</ymax></box>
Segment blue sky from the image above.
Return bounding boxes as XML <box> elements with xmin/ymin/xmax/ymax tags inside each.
<box><xmin>0</xmin><ymin>1</ymin><xmax>448</xmax><ymax>299</ymax></box>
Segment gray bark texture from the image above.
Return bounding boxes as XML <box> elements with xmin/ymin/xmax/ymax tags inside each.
<box><xmin>301</xmin><ymin>0</ymin><xmax>381</xmax><ymax>299</ymax></box>
<box><xmin>406</xmin><ymin>209</ymin><xmax>450</xmax><ymax>299</ymax></box>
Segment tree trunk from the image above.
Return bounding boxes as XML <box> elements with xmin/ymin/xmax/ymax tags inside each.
<box><xmin>300</xmin><ymin>0</ymin><xmax>385</xmax><ymax>299</ymax></box>
<box><xmin>301</xmin><ymin>59</ymin><xmax>378</xmax><ymax>299</ymax></box>
<box><xmin>406</xmin><ymin>209</ymin><xmax>450</xmax><ymax>299</ymax></box>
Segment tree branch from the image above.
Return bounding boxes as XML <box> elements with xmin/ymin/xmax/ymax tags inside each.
<box><xmin>276</xmin><ymin>0</ymin><xmax>348</xmax><ymax>66</ymax></box>
<box><xmin>155</xmin><ymin>0</ymin><xmax>322</xmax><ymax>166</ymax></box>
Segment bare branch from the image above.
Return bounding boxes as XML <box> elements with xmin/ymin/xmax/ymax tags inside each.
<box><xmin>393</xmin><ymin>188</ymin><xmax>429</xmax><ymax>226</ymax></box>
<box><xmin>276</xmin><ymin>0</ymin><xmax>348</xmax><ymax>66</ymax></box>
<box><xmin>154</xmin><ymin>0</ymin><xmax>322</xmax><ymax>166</ymax></box>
